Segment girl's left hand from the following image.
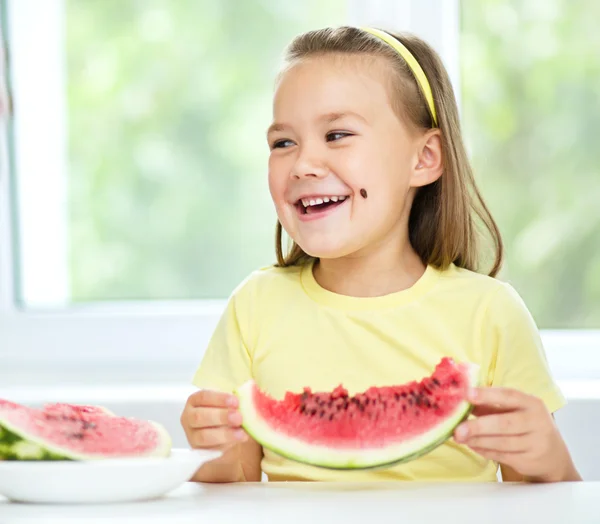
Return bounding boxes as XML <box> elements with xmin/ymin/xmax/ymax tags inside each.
<box><xmin>453</xmin><ymin>387</ymin><xmax>579</xmax><ymax>482</ymax></box>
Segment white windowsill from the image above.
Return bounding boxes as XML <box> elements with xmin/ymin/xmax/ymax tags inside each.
<box><xmin>1</xmin><ymin>303</ymin><xmax>599</xmax><ymax>386</ymax></box>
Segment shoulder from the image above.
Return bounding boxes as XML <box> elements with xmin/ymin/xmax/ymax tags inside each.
<box><xmin>223</xmin><ymin>264</ymin><xmax>306</xmax><ymax>347</ymax></box>
<box><xmin>436</xmin><ymin>264</ymin><xmax>532</xmax><ymax>323</ymax></box>
<box><xmin>228</xmin><ymin>263</ymin><xmax>305</xmax><ymax>306</ymax></box>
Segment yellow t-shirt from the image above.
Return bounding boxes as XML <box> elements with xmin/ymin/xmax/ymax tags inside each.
<box><xmin>191</xmin><ymin>261</ymin><xmax>565</xmax><ymax>482</ymax></box>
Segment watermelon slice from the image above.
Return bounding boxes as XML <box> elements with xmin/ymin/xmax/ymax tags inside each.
<box><xmin>235</xmin><ymin>357</ymin><xmax>479</xmax><ymax>470</ymax></box>
<box><xmin>0</xmin><ymin>399</ymin><xmax>171</xmax><ymax>461</ymax></box>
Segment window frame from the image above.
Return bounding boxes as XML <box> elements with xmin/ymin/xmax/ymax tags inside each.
<box><xmin>1</xmin><ymin>0</ymin><xmax>599</xmax><ymax>386</ymax></box>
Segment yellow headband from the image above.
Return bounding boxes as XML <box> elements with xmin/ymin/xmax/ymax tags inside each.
<box><xmin>361</xmin><ymin>27</ymin><xmax>438</xmax><ymax>127</ymax></box>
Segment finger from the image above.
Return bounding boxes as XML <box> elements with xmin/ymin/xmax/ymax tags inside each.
<box><xmin>469</xmin><ymin>387</ymin><xmax>532</xmax><ymax>411</ymax></box>
<box><xmin>469</xmin><ymin>446</ymin><xmax>523</xmax><ymax>466</ymax></box>
<box><xmin>188</xmin><ymin>407</ymin><xmax>242</xmax><ymax>429</ymax></box>
<box><xmin>191</xmin><ymin>426</ymin><xmax>248</xmax><ymax>448</ymax></box>
<box><xmin>188</xmin><ymin>389</ymin><xmax>238</xmax><ymax>408</ymax></box>
<box><xmin>464</xmin><ymin>435</ymin><xmax>529</xmax><ymax>453</ymax></box>
<box><xmin>454</xmin><ymin>412</ymin><xmax>530</xmax><ymax>441</ymax></box>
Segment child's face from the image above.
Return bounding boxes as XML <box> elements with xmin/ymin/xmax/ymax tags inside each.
<box><xmin>267</xmin><ymin>54</ymin><xmax>424</xmax><ymax>261</ymax></box>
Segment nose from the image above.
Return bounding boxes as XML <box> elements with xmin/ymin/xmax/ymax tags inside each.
<box><xmin>290</xmin><ymin>143</ymin><xmax>329</xmax><ymax>180</ymax></box>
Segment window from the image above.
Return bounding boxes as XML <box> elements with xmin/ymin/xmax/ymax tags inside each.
<box><xmin>6</xmin><ymin>0</ymin><xmax>349</xmax><ymax>308</ymax></box>
<box><xmin>460</xmin><ymin>0</ymin><xmax>600</xmax><ymax>330</ymax></box>
<box><xmin>1</xmin><ymin>0</ymin><xmax>598</xmax><ymax>384</ymax></box>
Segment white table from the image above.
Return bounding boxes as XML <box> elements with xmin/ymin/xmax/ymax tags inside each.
<box><xmin>1</xmin><ymin>481</ymin><xmax>598</xmax><ymax>523</ymax></box>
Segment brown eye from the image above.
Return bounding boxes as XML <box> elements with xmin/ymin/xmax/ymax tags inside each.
<box><xmin>272</xmin><ymin>139</ymin><xmax>294</xmax><ymax>149</ymax></box>
<box><xmin>326</xmin><ymin>132</ymin><xmax>352</xmax><ymax>142</ymax></box>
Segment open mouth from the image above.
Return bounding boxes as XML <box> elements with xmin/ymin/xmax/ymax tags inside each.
<box><xmin>295</xmin><ymin>195</ymin><xmax>349</xmax><ymax>216</ymax></box>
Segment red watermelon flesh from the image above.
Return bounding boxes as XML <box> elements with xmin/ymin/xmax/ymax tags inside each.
<box><xmin>0</xmin><ymin>399</ymin><xmax>171</xmax><ymax>460</ymax></box>
<box><xmin>42</xmin><ymin>403</ymin><xmax>115</xmax><ymax>418</ymax></box>
<box><xmin>235</xmin><ymin>357</ymin><xmax>479</xmax><ymax>469</ymax></box>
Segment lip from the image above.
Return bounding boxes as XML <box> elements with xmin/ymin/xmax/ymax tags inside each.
<box><xmin>295</xmin><ymin>197</ymin><xmax>350</xmax><ymax>222</ymax></box>
<box><xmin>291</xmin><ymin>193</ymin><xmax>352</xmax><ymax>204</ymax></box>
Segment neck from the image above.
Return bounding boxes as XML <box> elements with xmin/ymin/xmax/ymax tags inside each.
<box><xmin>313</xmin><ymin>240</ymin><xmax>426</xmax><ymax>298</ymax></box>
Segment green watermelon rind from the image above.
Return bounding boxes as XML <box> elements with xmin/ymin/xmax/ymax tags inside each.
<box><xmin>0</xmin><ymin>415</ymin><xmax>172</xmax><ymax>461</ymax></box>
<box><xmin>0</xmin><ymin>424</ymin><xmax>66</xmax><ymax>461</ymax></box>
<box><xmin>235</xmin><ymin>363</ymin><xmax>480</xmax><ymax>470</ymax></box>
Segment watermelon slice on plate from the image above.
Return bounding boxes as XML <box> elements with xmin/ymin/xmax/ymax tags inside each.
<box><xmin>0</xmin><ymin>400</ymin><xmax>221</xmax><ymax>503</ymax></box>
<box><xmin>235</xmin><ymin>357</ymin><xmax>479</xmax><ymax>470</ymax></box>
<box><xmin>0</xmin><ymin>399</ymin><xmax>171</xmax><ymax>461</ymax></box>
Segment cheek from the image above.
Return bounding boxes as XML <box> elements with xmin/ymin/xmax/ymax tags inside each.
<box><xmin>267</xmin><ymin>158</ymin><xmax>285</xmax><ymax>200</ymax></box>
<box><xmin>356</xmin><ymin>161</ymin><xmax>413</xmax><ymax>222</ymax></box>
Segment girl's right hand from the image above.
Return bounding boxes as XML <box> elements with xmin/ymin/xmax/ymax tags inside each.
<box><xmin>181</xmin><ymin>389</ymin><xmax>248</xmax><ymax>451</ymax></box>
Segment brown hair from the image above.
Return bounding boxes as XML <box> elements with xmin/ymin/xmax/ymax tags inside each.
<box><xmin>274</xmin><ymin>26</ymin><xmax>503</xmax><ymax>277</ymax></box>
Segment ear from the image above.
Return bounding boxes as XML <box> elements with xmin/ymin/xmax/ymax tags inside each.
<box><xmin>410</xmin><ymin>129</ymin><xmax>443</xmax><ymax>188</ymax></box>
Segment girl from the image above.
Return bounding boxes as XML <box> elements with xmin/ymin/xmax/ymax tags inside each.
<box><xmin>180</xmin><ymin>26</ymin><xmax>580</xmax><ymax>484</ymax></box>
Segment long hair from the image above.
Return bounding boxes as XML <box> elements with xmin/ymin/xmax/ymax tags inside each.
<box><xmin>273</xmin><ymin>26</ymin><xmax>503</xmax><ymax>277</ymax></box>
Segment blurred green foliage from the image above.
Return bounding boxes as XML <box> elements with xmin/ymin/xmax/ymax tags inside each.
<box><xmin>65</xmin><ymin>1</ymin><xmax>599</xmax><ymax>328</ymax></box>
<box><xmin>461</xmin><ymin>0</ymin><xmax>600</xmax><ymax>327</ymax></box>
<box><xmin>66</xmin><ymin>0</ymin><xmax>346</xmax><ymax>300</ymax></box>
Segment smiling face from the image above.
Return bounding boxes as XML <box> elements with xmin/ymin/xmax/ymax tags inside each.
<box><xmin>267</xmin><ymin>54</ymin><xmax>425</xmax><ymax>261</ymax></box>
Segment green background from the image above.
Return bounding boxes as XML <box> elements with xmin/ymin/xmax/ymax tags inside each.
<box><xmin>63</xmin><ymin>0</ymin><xmax>599</xmax><ymax>328</ymax></box>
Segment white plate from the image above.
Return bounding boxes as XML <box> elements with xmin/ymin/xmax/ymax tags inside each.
<box><xmin>0</xmin><ymin>448</ymin><xmax>221</xmax><ymax>504</ymax></box>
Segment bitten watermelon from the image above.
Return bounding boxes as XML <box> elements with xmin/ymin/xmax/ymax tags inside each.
<box><xmin>235</xmin><ymin>357</ymin><xmax>479</xmax><ymax>469</ymax></box>
<box><xmin>0</xmin><ymin>399</ymin><xmax>171</xmax><ymax>461</ymax></box>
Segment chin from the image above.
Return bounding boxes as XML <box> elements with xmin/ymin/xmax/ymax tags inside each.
<box><xmin>294</xmin><ymin>238</ymin><xmax>360</xmax><ymax>260</ymax></box>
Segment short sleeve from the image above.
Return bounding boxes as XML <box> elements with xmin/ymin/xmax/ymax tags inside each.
<box><xmin>191</xmin><ymin>294</ymin><xmax>253</xmax><ymax>393</ymax></box>
<box><xmin>484</xmin><ymin>282</ymin><xmax>566</xmax><ymax>414</ymax></box>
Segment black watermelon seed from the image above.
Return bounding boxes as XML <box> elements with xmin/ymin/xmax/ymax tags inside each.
<box><xmin>69</xmin><ymin>432</ymin><xmax>84</xmax><ymax>440</ymax></box>
<box><xmin>415</xmin><ymin>396</ymin><xmax>422</xmax><ymax>406</ymax></box>
<box><xmin>394</xmin><ymin>393</ymin><xmax>400</xmax><ymax>401</ymax></box>
<box><xmin>329</xmin><ymin>414</ymin><xmax>334</xmax><ymax>421</ymax></box>
<box><xmin>433</xmin><ymin>378</ymin><xmax>440</xmax><ymax>386</ymax></box>
<box><xmin>424</xmin><ymin>399</ymin><xmax>431</xmax><ymax>408</ymax></box>
<box><xmin>451</xmin><ymin>379</ymin><xmax>459</xmax><ymax>387</ymax></box>
<box><xmin>310</xmin><ymin>409</ymin><xmax>317</xmax><ymax>416</ymax></box>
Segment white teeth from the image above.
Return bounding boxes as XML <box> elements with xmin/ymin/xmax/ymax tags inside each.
<box><xmin>299</xmin><ymin>196</ymin><xmax>348</xmax><ymax>207</ymax></box>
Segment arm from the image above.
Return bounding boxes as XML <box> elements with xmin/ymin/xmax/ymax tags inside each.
<box><xmin>499</xmin><ymin>414</ymin><xmax>581</xmax><ymax>483</ymax></box>
<box><xmin>500</xmin><ymin>464</ymin><xmax>524</xmax><ymax>482</ymax></box>
<box><xmin>187</xmin><ymin>283</ymin><xmax>262</xmax><ymax>483</ymax></box>
<box><xmin>454</xmin><ymin>389</ymin><xmax>582</xmax><ymax>483</ymax></box>
<box><xmin>191</xmin><ymin>437</ymin><xmax>263</xmax><ymax>483</ymax></box>
<box><xmin>460</xmin><ymin>283</ymin><xmax>580</xmax><ymax>482</ymax></box>
<box><xmin>500</xmin><ymin>463</ymin><xmax>581</xmax><ymax>483</ymax></box>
